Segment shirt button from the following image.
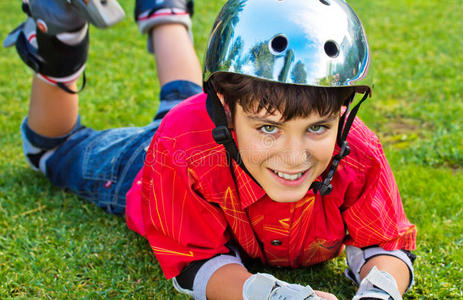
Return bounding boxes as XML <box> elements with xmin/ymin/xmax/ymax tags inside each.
<box><xmin>271</xmin><ymin>240</ymin><xmax>282</xmax><ymax>246</ymax></box>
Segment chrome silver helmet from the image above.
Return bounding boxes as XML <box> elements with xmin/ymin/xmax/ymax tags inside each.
<box><xmin>204</xmin><ymin>0</ymin><xmax>373</xmax><ymax>196</ymax></box>
<box><xmin>204</xmin><ymin>0</ymin><xmax>372</xmax><ymax>94</ymax></box>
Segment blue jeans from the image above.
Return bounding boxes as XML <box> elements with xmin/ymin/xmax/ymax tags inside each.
<box><xmin>21</xmin><ymin>80</ymin><xmax>202</xmax><ymax>215</ymax></box>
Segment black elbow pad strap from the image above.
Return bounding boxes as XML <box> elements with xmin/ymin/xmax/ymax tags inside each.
<box><xmin>175</xmin><ymin>248</ymin><xmax>238</xmax><ymax>290</ymax></box>
<box><xmin>173</xmin><ymin>245</ymin><xmax>244</xmax><ymax>300</ymax></box>
<box><xmin>400</xmin><ymin>249</ymin><xmax>416</xmax><ymax>265</ymax></box>
<box><xmin>175</xmin><ymin>257</ymin><xmax>212</xmax><ymax>291</ymax></box>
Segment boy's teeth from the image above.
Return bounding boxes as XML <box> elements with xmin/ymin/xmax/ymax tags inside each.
<box><xmin>273</xmin><ymin>170</ymin><xmax>303</xmax><ymax>181</ymax></box>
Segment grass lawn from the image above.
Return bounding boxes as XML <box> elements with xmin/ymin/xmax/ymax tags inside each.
<box><xmin>0</xmin><ymin>0</ymin><xmax>461</xmax><ymax>299</ymax></box>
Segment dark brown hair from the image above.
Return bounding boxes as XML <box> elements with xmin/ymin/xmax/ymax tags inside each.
<box><xmin>209</xmin><ymin>73</ymin><xmax>354</xmax><ymax>121</ymax></box>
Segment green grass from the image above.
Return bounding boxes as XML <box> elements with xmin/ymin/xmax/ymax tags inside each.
<box><xmin>0</xmin><ymin>0</ymin><xmax>462</xmax><ymax>299</ymax></box>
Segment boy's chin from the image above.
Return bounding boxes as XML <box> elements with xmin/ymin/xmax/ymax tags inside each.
<box><xmin>267</xmin><ymin>189</ymin><xmax>310</xmax><ymax>203</ymax></box>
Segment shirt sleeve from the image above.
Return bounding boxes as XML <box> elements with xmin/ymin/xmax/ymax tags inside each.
<box><xmin>342</xmin><ymin>131</ymin><xmax>416</xmax><ymax>251</ymax></box>
<box><xmin>141</xmin><ymin>133</ymin><xmax>232</xmax><ymax>279</ymax></box>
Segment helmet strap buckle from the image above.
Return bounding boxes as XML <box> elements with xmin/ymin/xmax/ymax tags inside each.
<box><xmin>212</xmin><ymin>125</ymin><xmax>234</xmax><ymax>146</ymax></box>
<box><xmin>311</xmin><ymin>91</ymin><xmax>369</xmax><ymax>196</ymax></box>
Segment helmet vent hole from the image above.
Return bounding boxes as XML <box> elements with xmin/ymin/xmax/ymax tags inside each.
<box><xmin>324</xmin><ymin>40</ymin><xmax>339</xmax><ymax>58</ymax></box>
<box><xmin>319</xmin><ymin>0</ymin><xmax>330</xmax><ymax>5</ymax></box>
<box><xmin>270</xmin><ymin>35</ymin><xmax>288</xmax><ymax>54</ymax></box>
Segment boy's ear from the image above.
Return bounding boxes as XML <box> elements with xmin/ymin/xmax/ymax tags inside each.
<box><xmin>217</xmin><ymin>93</ymin><xmax>234</xmax><ymax>128</ymax></box>
<box><xmin>217</xmin><ymin>92</ymin><xmax>225</xmax><ymax>105</ymax></box>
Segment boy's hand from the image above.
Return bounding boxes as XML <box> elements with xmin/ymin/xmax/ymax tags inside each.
<box><xmin>243</xmin><ymin>273</ymin><xmax>330</xmax><ymax>300</ymax></box>
<box><xmin>315</xmin><ymin>291</ymin><xmax>338</xmax><ymax>300</ymax></box>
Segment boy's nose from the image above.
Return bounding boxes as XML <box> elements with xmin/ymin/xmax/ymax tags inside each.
<box><xmin>280</xmin><ymin>139</ymin><xmax>310</xmax><ymax>168</ymax></box>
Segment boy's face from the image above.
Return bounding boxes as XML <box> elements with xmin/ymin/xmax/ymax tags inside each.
<box><xmin>233</xmin><ymin>104</ymin><xmax>340</xmax><ymax>203</ymax></box>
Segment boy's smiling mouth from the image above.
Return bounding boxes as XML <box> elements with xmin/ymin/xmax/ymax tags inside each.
<box><xmin>269</xmin><ymin>168</ymin><xmax>310</xmax><ymax>183</ymax></box>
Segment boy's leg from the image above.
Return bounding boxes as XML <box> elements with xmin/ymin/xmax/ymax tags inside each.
<box><xmin>28</xmin><ymin>77</ymin><xmax>79</xmax><ymax>138</ymax></box>
<box><xmin>15</xmin><ymin>1</ymin><xmax>202</xmax><ymax>215</ymax></box>
<box><xmin>151</xmin><ymin>23</ymin><xmax>202</xmax><ymax>87</ymax></box>
<box><xmin>37</xmin><ymin>24</ymin><xmax>203</xmax><ymax>214</ymax></box>
<box><xmin>4</xmin><ymin>1</ymin><xmax>89</xmax><ymax>171</ymax></box>
<box><xmin>135</xmin><ymin>0</ymin><xmax>201</xmax><ymax>86</ymax></box>
<box><xmin>25</xmin><ymin>21</ymin><xmax>202</xmax><ymax>138</ymax></box>
<box><xmin>149</xmin><ymin>23</ymin><xmax>203</xmax><ymax>121</ymax></box>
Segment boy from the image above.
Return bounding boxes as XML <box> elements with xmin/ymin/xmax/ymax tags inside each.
<box><xmin>6</xmin><ymin>0</ymin><xmax>416</xmax><ymax>299</ymax></box>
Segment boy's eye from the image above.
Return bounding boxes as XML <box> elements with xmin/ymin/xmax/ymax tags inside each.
<box><xmin>308</xmin><ymin>124</ymin><xmax>327</xmax><ymax>134</ymax></box>
<box><xmin>260</xmin><ymin>125</ymin><xmax>279</xmax><ymax>134</ymax></box>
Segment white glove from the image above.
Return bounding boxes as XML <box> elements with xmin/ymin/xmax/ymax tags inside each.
<box><xmin>243</xmin><ymin>273</ymin><xmax>323</xmax><ymax>300</ymax></box>
<box><xmin>352</xmin><ymin>267</ymin><xmax>402</xmax><ymax>300</ymax></box>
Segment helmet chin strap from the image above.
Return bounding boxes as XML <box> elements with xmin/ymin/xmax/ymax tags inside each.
<box><xmin>311</xmin><ymin>91</ymin><xmax>369</xmax><ymax>195</ymax></box>
<box><xmin>205</xmin><ymin>82</ymin><xmax>260</xmax><ymax>185</ymax></box>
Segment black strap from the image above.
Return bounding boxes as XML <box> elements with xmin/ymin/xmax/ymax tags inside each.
<box><xmin>312</xmin><ymin>91</ymin><xmax>369</xmax><ymax>195</ymax></box>
<box><xmin>205</xmin><ymin>82</ymin><xmax>258</xmax><ymax>183</ymax></box>
<box><xmin>57</xmin><ymin>72</ymin><xmax>87</xmax><ymax>94</ymax></box>
<box><xmin>175</xmin><ymin>242</ymin><xmax>238</xmax><ymax>290</ymax></box>
<box><xmin>337</xmin><ymin>93</ymin><xmax>354</xmax><ymax>146</ymax></box>
<box><xmin>339</xmin><ymin>92</ymin><xmax>369</xmax><ymax>144</ymax></box>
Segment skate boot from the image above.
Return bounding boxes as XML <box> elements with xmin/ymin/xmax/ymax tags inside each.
<box><xmin>135</xmin><ymin>0</ymin><xmax>194</xmax><ymax>52</ymax></box>
<box><xmin>61</xmin><ymin>0</ymin><xmax>125</xmax><ymax>28</ymax></box>
<box><xmin>4</xmin><ymin>0</ymin><xmax>91</xmax><ymax>93</ymax></box>
<box><xmin>20</xmin><ymin>0</ymin><xmax>125</xmax><ymax>30</ymax></box>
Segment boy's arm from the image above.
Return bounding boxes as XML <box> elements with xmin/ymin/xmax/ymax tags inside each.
<box><xmin>207</xmin><ymin>266</ymin><xmax>336</xmax><ymax>300</ymax></box>
<box><xmin>207</xmin><ymin>264</ymin><xmax>332</xmax><ymax>300</ymax></box>
<box><xmin>173</xmin><ymin>249</ymin><xmax>335</xmax><ymax>300</ymax></box>
<box><xmin>206</xmin><ymin>263</ymin><xmax>252</xmax><ymax>300</ymax></box>
<box><xmin>340</xmin><ymin>121</ymin><xmax>417</xmax><ymax>299</ymax></box>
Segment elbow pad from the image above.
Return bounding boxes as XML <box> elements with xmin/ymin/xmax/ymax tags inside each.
<box><xmin>352</xmin><ymin>266</ymin><xmax>402</xmax><ymax>300</ymax></box>
<box><xmin>172</xmin><ymin>245</ymin><xmax>243</xmax><ymax>300</ymax></box>
<box><xmin>242</xmin><ymin>273</ymin><xmax>322</xmax><ymax>300</ymax></box>
<box><xmin>345</xmin><ymin>246</ymin><xmax>415</xmax><ymax>292</ymax></box>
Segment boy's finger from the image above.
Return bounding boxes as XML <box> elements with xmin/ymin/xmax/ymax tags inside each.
<box><xmin>315</xmin><ymin>290</ymin><xmax>338</xmax><ymax>300</ymax></box>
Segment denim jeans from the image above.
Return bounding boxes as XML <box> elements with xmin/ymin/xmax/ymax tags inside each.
<box><xmin>21</xmin><ymin>80</ymin><xmax>202</xmax><ymax>215</ymax></box>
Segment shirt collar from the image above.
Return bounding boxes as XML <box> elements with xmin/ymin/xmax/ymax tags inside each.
<box><xmin>232</xmin><ymin>161</ymin><xmax>267</xmax><ymax>209</ymax></box>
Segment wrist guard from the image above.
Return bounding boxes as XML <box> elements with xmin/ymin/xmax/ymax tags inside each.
<box><xmin>243</xmin><ymin>273</ymin><xmax>322</xmax><ymax>300</ymax></box>
<box><xmin>352</xmin><ymin>267</ymin><xmax>402</xmax><ymax>300</ymax></box>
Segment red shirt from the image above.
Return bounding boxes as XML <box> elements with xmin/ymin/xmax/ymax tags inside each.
<box><xmin>125</xmin><ymin>93</ymin><xmax>416</xmax><ymax>279</ymax></box>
